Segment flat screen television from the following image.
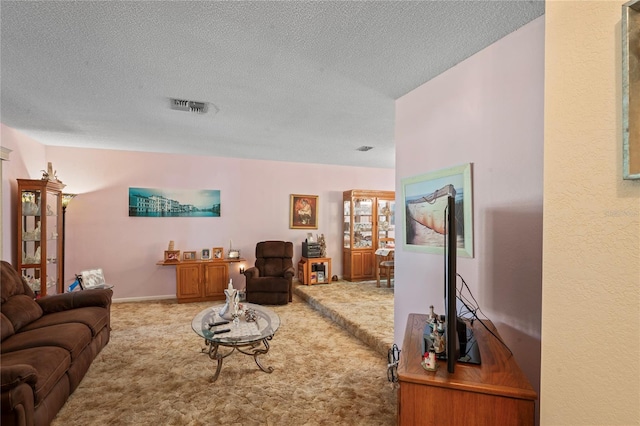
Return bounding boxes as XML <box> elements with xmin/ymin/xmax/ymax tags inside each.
<box><xmin>445</xmin><ymin>195</ymin><xmax>458</xmax><ymax>373</ymax></box>
<box><xmin>422</xmin><ymin>194</ymin><xmax>482</xmax><ymax>372</ymax></box>
<box><xmin>444</xmin><ymin>194</ymin><xmax>481</xmax><ymax>373</ymax></box>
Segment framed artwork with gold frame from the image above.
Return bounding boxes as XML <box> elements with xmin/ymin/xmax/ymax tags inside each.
<box><xmin>290</xmin><ymin>194</ymin><xmax>318</xmax><ymax>229</ymax></box>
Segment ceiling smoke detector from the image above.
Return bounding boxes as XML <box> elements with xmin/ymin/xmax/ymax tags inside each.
<box><xmin>356</xmin><ymin>146</ymin><xmax>374</xmax><ymax>152</ymax></box>
<box><xmin>170</xmin><ymin>98</ymin><xmax>210</xmax><ymax>114</ymax></box>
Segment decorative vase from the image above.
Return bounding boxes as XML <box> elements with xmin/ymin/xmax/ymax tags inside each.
<box><xmin>219</xmin><ymin>281</ymin><xmax>239</xmax><ymax>320</ymax></box>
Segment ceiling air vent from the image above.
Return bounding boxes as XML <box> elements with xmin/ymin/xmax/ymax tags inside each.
<box><xmin>356</xmin><ymin>146</ymin><xmax>374</xmax><ymax>152</ymax></box>
<box><xmin>170</xmin><ymin>98</ymin><xmax>209</xmax><ymax>114</ymax></box>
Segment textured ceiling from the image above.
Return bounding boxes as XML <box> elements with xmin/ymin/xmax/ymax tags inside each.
<box><xmin>0</xmin><ymin>1</ymin><xmax>544</xmax><ymax>169</ymax></box>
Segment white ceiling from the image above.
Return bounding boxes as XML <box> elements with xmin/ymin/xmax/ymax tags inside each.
<box><xmin>0</xmin><ymin>1</ymin><xmax>544</xmax><ymax>169</ymax></box>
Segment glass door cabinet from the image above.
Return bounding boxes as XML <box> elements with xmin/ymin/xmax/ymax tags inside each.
<box><xmin>342</xmin><ymin>190</ymin><xmax>395</xmax><ymax>281</ymax></box>
<box><xmin>17</xmin><ymin>179</ymin><xmax>65</xmax><ymax>297</ymax></box>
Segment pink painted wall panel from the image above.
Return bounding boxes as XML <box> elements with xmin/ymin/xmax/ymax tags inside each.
<box><xmin>393</xmin><ymin>16</ymin><xmax>544</xmax><ymax>411</ymax></box>
<box><xmin>1</xmin><ymin>133</ymin><xmax>393</xmax><ymax>300</ymax></box>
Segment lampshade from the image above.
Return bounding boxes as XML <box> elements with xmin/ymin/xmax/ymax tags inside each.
<box><xmin>61</xmin><ymin>193</ymin><xmax>76</xmax><ymax>209</ymax></box>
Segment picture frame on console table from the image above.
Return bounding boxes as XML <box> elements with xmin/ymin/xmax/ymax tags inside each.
<box><xmin>201</xmin><ymin>248</ymin><xmax>211</xmax><ymax>260</ymax></box>
<box><xmin>183</xmin><ymin>251</ymin><xmax>196</xmax><ymax>261</ymax></box>
<box><xmin>402</xmin><ymin>163</ymin><xmax>473</xmax><ymax>258</ymax></box>
<box><xmin>290</xmin><ymin>194</ymin><xmax>318</xmax><ymax>229</ymax></box>
<box><xmin>164</xmin><ymin>250</ymin><xmax>181</xmax><ymax>262</ymax></box>
<box><xmin>212</xmin><ymin>247</ymin><xmax>224</xmax><ymax>259</ymax></box>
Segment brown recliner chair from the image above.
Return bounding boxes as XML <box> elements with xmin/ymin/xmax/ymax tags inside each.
<box><xmin>243</xmin><ymin>241</ymin><xmax>295</xmax><ymax>305</ymax></box>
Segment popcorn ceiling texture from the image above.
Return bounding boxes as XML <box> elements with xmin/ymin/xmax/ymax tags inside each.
<box><xmin>0</xmin><ymin>1</ymin><xmax>543</xmax><ymax>169</ymax></box>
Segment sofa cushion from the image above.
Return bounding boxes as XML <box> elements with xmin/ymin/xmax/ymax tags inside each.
<box><xmin>1</xmin><ymin>260</ymin><xmax>35</xmax><ymax>302</ymax></box>
<box><xmin>37</xmin><ymin>289</ymin><xmax>112</xmax><ymax>314</ymax></box>
<box><xmin>1</xmin><ymin>347</ymin><xmax>70</xmax><ymax>405</ymax></box>
<box><xmin>1</xmin><ymin>294</ymin><xmax>43</xmax><ymax>332</ymax></box>
<box><xmin>21</xmin><ymin>307</ymin><xmax>109</xmax><ymax>337</ymax></box>
<box><xmin>256</xmin><ymin>241</ymin><xmax>293</xmax><ymax>259</ymax></box>
<box><xmin>0</xmin><ymin>313</ymin><xmax>15</xmax><ymax>341</ymax></box>
<box><xmin>1</xmin><ymin>323</ymin><xmax>92</xmax><ymax>361</ymax></box>
<box><xmin>248</xmin><ymin>276</ymin><xmax>290</xmax><ymax>293</ymax></box>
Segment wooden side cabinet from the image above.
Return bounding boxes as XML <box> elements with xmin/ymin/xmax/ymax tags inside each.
<box><xmin>158</xmin><ymin>259</ymin><xmax>243</xmax><ymax>303</ymax></box>
<box><xmin>397</xmin><ymin>313</ymin><xmax>537</xmax><ymax>426</ymax></box>
<box><xmin>298</xmin><ymin>257</ymin><xmax>332</xmax><ymax>285</ymax></box>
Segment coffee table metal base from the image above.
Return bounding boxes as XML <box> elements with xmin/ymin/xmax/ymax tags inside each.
<box><xmin>202</xmin><ymin>336</ymin><xmax>274</xmax><ymax>381</ymax></box>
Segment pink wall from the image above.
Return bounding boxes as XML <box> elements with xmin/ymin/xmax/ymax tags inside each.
<box><xmin>1</xmin><ymin>131</ymin><xmax>393</xmax><ymax>300</ymax></box>
<box><xmin>394</xmin><ymin>16</ymin><xmax>544</xmax><ymax>407</ymax></box>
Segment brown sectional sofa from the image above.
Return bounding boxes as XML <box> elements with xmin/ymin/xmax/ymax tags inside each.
<box><xmin>1</xmin><ymin>261</ymin><xmax>113</xmax><ymax>426</ymax></box>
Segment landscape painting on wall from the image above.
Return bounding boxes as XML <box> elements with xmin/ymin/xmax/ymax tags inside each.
<box><xmin>402</xmin><ymin>163</ymin><xmax>473</xmax><ymax>258</ymax></box>
<box><xmin>129</xmin><ymin>187</ymin><xmax>221</xmax><ymax>217</ymax></box>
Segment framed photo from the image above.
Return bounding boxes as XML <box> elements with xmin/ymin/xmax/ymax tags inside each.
<box><xmin>164</xmin><ymin>250</ymin><xmax>181</xmax><ymax>262</ymax></box>
<box><xmin>212</xmin><ymin>247</ymin><xmax>224</xmax><ymax>259</ymax></box>
<box><xmin>402</xmin><ymin>163</ymin><xmax>474</xmax><ymax>258</ymax></box>
<box><xmin>183</xmin><ymin>251</ymin><xmax>196</xmax><ymax>261</ymax></box>
<box><xmin>623</xmin><ymin>0</ymin><xmax>640</xmax><ymax>179</ymax></box>
<box><xmin>201</xmin><ymin>248</ymin><xmax>211</xmax><ymax>260</ymax></box>
<box><xmin>290</xmin><ymin>194</ymin><xmax>318</xmax><ymax>229</ymax></box>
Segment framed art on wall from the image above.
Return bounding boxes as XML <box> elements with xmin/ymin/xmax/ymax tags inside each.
<box><xmin>623</xmin><ymin>0</ymin><xmax>640</xmax><ymax>179</ymax></box>
<box><xmin>402</xmin><ymin>163</ymin><xmax>474</xmax><ymax>258</ymax></box>
<box><xmin>128</xmin><ymin>187</ymin><xmax>221</xmax><ymax>217</ymax></box>
<box><xmin>290</xmin><ymin>194</ymin><xmax>318</xmax><ymax>229</ymax></box>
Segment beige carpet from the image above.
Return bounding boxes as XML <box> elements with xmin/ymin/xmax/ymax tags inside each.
<box><xmin>293</xmin><ymin>280</ymin><xmax>394</xmax><ymax>358</ymax></box>
<box><xmin>52</xmin><ymin>281</ymin><xmax>397</xmax><ymax>425</ymax></box>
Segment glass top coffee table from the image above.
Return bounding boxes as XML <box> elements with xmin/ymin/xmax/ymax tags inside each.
<box><xmin>192</xmin><ymin>302</ymin><xmax>281</xmax><ymax>381</ymax></box>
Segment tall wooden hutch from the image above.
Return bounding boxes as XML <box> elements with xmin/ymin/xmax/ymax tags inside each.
<box><xmin>17</xmin><ymin>178</ymin><xmax>65</xmax><ymax>297</ymax></box>
<box><xmin>342</xmin><ymin>189</ymin><xmax>395</xmax><ymax>281</ymax></box>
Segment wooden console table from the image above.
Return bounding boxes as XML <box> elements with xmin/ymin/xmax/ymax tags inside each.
<box><xmin>397</xmin><ymin>313</ymin><xmax>537</xmax><ymax>425</ymax></box>
<box><xmin>297</xmin><ymin>257</ymin><xmax>332</xmax><ymax>285</ymax></box>
<box><xmin>157</xmin><ymin>258</ymin><xmax>245</xmax><ymax>303</ymax></box>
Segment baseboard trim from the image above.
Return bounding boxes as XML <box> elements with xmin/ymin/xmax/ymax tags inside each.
<box><xmin>113</xmin><ymin>295</ymin><xmax>176</xmax><ymax>303</ymax></box>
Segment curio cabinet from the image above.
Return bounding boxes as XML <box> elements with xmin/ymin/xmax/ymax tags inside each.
<box><xmin>17</xmin><ymin>178</ymin><xmax>65</xmax><ymax>297</ymax></box>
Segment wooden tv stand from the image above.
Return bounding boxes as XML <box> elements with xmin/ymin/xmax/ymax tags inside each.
<box><xmin>397</xmin><ymin>313</ymin><xmax>537</xmax><ymax>425</ymax></box>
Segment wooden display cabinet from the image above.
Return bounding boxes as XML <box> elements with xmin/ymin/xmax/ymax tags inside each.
<box><xmin>397</xmin><ymin>313</ymin><xmax>537</xmax><ymax>425</ymax></box>
<box><xmin>17</xmin><ymin>178</ymin><xmax>65</xmax><ymax>297</ymax></box>
<box><xmin>176</xmin><ymin>262</ymin><xmax>228</xmax><ymax>303</ymax></box>
<box><xmin>342</xmin><ymin>189</ymin><xmax>395</xmax><ymax>281</ymax></box>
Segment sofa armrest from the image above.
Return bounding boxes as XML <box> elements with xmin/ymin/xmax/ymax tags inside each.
<box><xmin>1</xmin><ymin>364</ymin><xmax>37</xmax><ymax>392</ymax></box>
<box><xmin>243</xmin><ymin>267</ymin><xmax>260</xmax><ymax>279</ymax></box>
<box><xmin>283</xmin><ymin>267</ymin><xmax>295</xmax><ymax>279</ymax></box>
<box><xmin>36</xmin><ymin>289</ymin><xmax>113</xmax><ymax>314</ymax></box>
